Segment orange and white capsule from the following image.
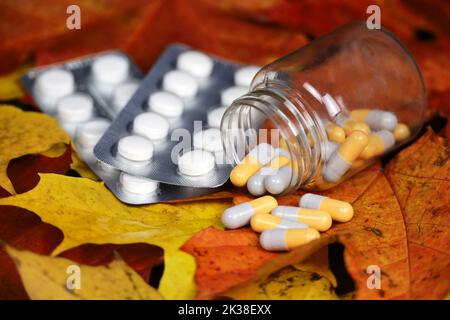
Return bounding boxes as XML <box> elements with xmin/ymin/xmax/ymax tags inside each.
<box><xmin>250</xmin><ymin>213</ymin><xmax>308</xmax><ymax>232</ymax></box>
<box><xmin>339</xmin><ymin>118</ymin><xmax>371</xmax><ymax>136</ymax></box>
<box><xmin>272</xmin><ymin>206</ymin><xmax>332</xmax><ymax>231</ymax></box>
<box><xmin>360</xmin><ymin>130</ymin><xmax>395</xmax><ymax>159</ymax></box>
<box><xmin>350</xmin><ymin>109</ymin><xmax>398</xmax><ymax>131</ymax></box>
<box><xmin>247</xmin><ymin>148</ymin><xmax>290</xmax><ymax>196</ymax></box>
<box><xmin>300</xmin><ymin>193</ymin><xmax>353</xmax><ymax>222</ymax></box>
<box><xmin>260</xmin><ymin>228</ymin><xmax>320</xmax><ymax>251</ymax></box>
<box><xmin>393</xmin><ymin>123</ymin><xmax>410</xmax><ymax>141</ymax></box>
<box><xmin>222</xmin><ymin>195</ymin><xmax>278</xmax><ymax>229</ymax></box>
<box><xmin>230</xmin><ymin>143</ymin><xmax>275</xmax><ymax>187</ymax></box>
<box><xmin>326</xmin><ymin>123</ymin><xmax>346</xmax><ymax>143</ymax></box>
<box><xmin>322</xmin><ymin>130</ymin><xmax>368</xmax><ymax>182</ymax></box>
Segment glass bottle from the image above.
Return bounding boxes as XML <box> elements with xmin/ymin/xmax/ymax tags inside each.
<box><xmin>221</xmin><ymin>21</ymin><xmax>426</xmax><ymax>194</ymax></box>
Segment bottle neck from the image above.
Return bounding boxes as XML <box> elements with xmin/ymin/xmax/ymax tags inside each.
<box><xmin>221</xmin><ymin>82</ymin><xmax>327</xmax><ymax>193</ymax></box>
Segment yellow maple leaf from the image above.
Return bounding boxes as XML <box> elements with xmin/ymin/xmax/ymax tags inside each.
<box><xmin>225</xmin><ymin>266</ymin><xmax>338</xmax><ymax>300</ymax></box>
<box><xmin>0</xmin><ymin>68</ymin><xmax>27</xmax><ymax>100</ymax></box>
<box><xmin>70</xmin><ymin>149</ymin><xmax>99</xmax><ymax>180</ymax></box>
<box><xmin>5</xmin><ymin>245</ymin><xmax>163</xmax><ymax>300</ymax></box>
<box><xmin>0</xmin><ymin>174</ymin><xmax>230</xmax><ymax>299</ymax></box>
<box><xmin>0</xmin><ymin>106</ymin><xmax>69</xmax><ymax>193</ymax></box>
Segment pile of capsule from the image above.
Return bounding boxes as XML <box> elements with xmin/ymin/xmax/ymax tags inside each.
<box><xmin>230</xmin><ymin>108</ymin><xmax>411</xmax><ymax>196</ymax></box>
<box><xmin>322</xmin><ymin>109</ymin><xmax>411</xmax><ymax>183</ymax></box>
<box><xmin>221</xmin><ymin>193</ymin><xmax>353</xmax><ymax>251</ymax></box>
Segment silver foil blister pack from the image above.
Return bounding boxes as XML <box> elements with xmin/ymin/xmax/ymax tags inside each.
<box><xmin>21</xmin><ymin>49</ymin><xmax>228</xmax><ymax>204</ymax></box>
<box><xmin>94</xmin><ymin>44</ymin><xmax>249</xmax><ymax>188</ymax></box>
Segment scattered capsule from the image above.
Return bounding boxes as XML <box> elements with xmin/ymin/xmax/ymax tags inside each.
<box><xmin>340</xmin><ymin>119</ymin><xmax>371</xmax><ymax>136</ymax></box>
<box><xmin>222</xmin><ymin>196</ymin><xmax>278</xmax><ymax>229</ymax></box>
<box><xmin>264</xmin><ymin>165</ymin><xmax>292</xmax><ymax>195</ymax></box>
<box><xmin>360</xmin><ymin>130</ymin><xmax>395</xmax><ymax>159</ymax></box>
<box><xmin>230</xmin><ymin>143</ymin><xmax>275</xmax><ymax>187</ymax></box>
<box><xmin>259</xmin><ymin>228</ymin><xmax>320</xmax><ymax>251</ymax></box>
<box><xmin>350</xmin><ymin>109</ymin><xmax>398</xmax><ymax>131</ymax></box>
<box><xmin>300</xmin><ymin>193</ymin><xmax>353</xmax><ymax>222</ymax></box>
<box><xmin>322</xmin><ymin>131</ymin><xmax>368</xmax><ymax>182</ymax></box>
<box><xmin>272</xmin><ymin>206</ymin><xmax>332</xmax><ymax>231</ymax></box>
<box><xmin>393</xmin><ymin>123</ymin><xmax>410</xmax><ymax>141</ymax></box>
<box><xmin>326</xmin><ymin>123</ymin><xmax>346</xmax><ymax>143</ymax></box>
<box><xmin>247</xmin><ymin>148</ymin><xmax>290</xmax><ymax>196</ymax></box>
<box><xmin>250</xmin><ymin>213</ymin><xmax>308</xmax><ymax>232</ymax></box>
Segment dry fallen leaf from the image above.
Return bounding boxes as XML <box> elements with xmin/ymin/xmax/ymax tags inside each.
<box><xmin>5</xmin><ymin>245</ymin><xmax>163</xmax><ymax>300</ymax></box>
<box><xmin>0</xmin><ymin>174</ymin><xmax>230</xmax><ymax>299</ymax></box>
<box><xmin>182</xmin><ymin>227</ymin><xmax>337</xmax><ymax>299</ymax></box>
<box><xmin>0</xmin><ymin>106</ymin><xmax>69</xmax><ymax>194</ymax></box>
<box><xmin>7</xmin><ymin>143</ymin><xmax>72</xmax><ymax>193</ymax></box>
<box><xmin>182</xmin><ymin>130</ymin><xmax>449</xmax><ymax>300</ymax></box>
<box><xmin>225</xmin><ymin>266</ymin><xmax>338</xmax><ymax>300</ymax></box>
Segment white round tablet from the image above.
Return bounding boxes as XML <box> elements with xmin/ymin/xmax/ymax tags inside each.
<box><xmin>178</xmin><ymin>150</ymin><xmax>215</xmax><ymax>176</ymax></box>
<box><xmin>34</xmin><ymin>68</ymin><xmax>75</xmax><ymax>112</ymax></box>
<box><xmin>57</xmin><ymin>93</ymin><xmax>94</xmax><ymax>123</ymax></box>
<box><xmin>112</xmin><ymin>81</ymin><xmax>139</xmax><ymax>113</ymax></box>
<box><xmin>234</xmin><ymin>66</ymin><xmax>260</xmax><ymax>87</ymax></box>
<box><xmin>117</xmin><ymin>135</ymin><xmax>154</xmax><ymax>162</ymax></box>
<box><xmin>92</xmin><ymin>54</ymin><xmax>129</xmax><ymax>85</ymax></box>
<box><xmin>193</xmin><ymin>128</ymin><xmax>223</xmax><ymax>153</ymax></box>
<box><xmin>221</xmin><ymin>86</ymin><xmax>247</xmax><ymax>107</ymax></box>
<box><xmin>176</xmin><ymin>50</ymin><xmax>214</xmax><ymax>78</ymax></box>
<box><xmin>76</xmin><ymin>118</ymin><xmax>111</xmax><ymax>149</ymax></box>
<box><xmin>119</xmin><ymin>172</ymin><xmax>159</xmax><ymax>194</ymax></box>
<box><xmin>207</xmin><ymin>106</ymin><xmax>227</xmax><ymax>128</ymax></box>
<box><xmin>133</xmin><ymin>112</ymin><xmax>170</xmax><ymax>141</ymax></box>
<box><xmin>148</xmin><ymin>91</ymin><xmax>184</xmax><ymax>117</ymax></box>
<box><xmin>162</xmin><ymin>70</ymin><xmax>198</xmax><ymax>98</ymax></box>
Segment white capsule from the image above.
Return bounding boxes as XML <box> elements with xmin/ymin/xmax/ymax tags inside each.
<box><xmin>221</xmin><ymin>86</ymin><xmax>247</xmax><ymax>107</ymax></box>
<box><xmin>322</xmin><ymin>153</ymin><xmax>350</xmax><ymax>182</ymax></box>
<box><xmin>133</xmin><ymin>112</ymin><xmax>170</xmax><ymax>141</ymax></box>
<box><xmin>234</xmin><ymin>66</ymin><xmax>260</xmax><ymax>88</ymax></box>
<box><xmin>119</xmin><ymin>172</ymin><xmax>159</xmax><ymax>194</ymax></box>
<box><xmin>178</xmin><ymin>150</ymin><xmax>215</xmax><ymax>176</ymax></box>
<box><xmin>247</xmin><ymin>172</ymin><xmax>267</xmax><ymax>196</ymax></box>
<box><xmin>176</xmin><ymin>50</ymin><xmax>214</xmax><ymax>78</ymax></box>
<box><xmin>260</xmin><ymin>229</ymin><xmax>288</xmax><ymax>251</ymax></box>
<box><xmin>56</xmin><ymin>93</ymin><xmax>94</xmax><ymax>123</ymax></box>
<box><xmin>207</xmin><ymin>106</ymin><xmax>227</xmax><ymax>128</ymax></box>
<box><xmin>193</xmin><ymin>128</ymin><xmax>223</xmax><ymax>153</ymax></box>
<box><xmin>264</xmin><ymin>165</ymin><xmax>292</xmax><ymax>195</ymax></box>
<box><xmin>222</xmin><ymin>196</ymin><xmax>278</xmax><ymax>229</ymax></box>
<box><xmin>230</xmin><ymin>143</ymin><xmax>276</xmax><ymax>187</ymax></box>
<box><xmin>377</xmin><ymin>129</ymin><xmax>395</xmax><ymax>149</ymax></box>
<box><xmin>117</xmin><ymin>135</ymin><xmax>154</xmax><ymax>162</ymax></box>
<box><xmin>34</xmin><ymin>68</ymin><xmax>75</xmax><ymax>112</ymax></box>
<box><xmin>260</xmin><ymin>228</ymin><xmax>320</xmax><ymax>251</ymax></box>
<box><xmin>76</xmin><ymin>118</ymin><xmax>111</xmax><ymax>149</ymax></box>
<box><xmin>112</xmin><ymin>81</ymin><xmax>139</xmax><ymax>113</ymax></box>
<box><xmin>162</xmin><ymin>70</ymin><xmax>198</xmax><ymax>98</ymax></box>
<box><xmin>148</xmin><ymin>91</ymin><xmax>184</xmax><ymax>118</ymax></box>
<box><xmin>365</xmin><ymin>110</ymin><xmax>398</xmax><ymax>131</ymax></box>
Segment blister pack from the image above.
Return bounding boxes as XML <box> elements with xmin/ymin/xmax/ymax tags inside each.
<box><xmin>94</xmin><ymin>44</ymin><xmax>260</xmax><ymax>188</ymax></box>
<box><xmin>21</xmin><ymin>49</ymin><xmax>231</xmax><ymax>204</ymax></box>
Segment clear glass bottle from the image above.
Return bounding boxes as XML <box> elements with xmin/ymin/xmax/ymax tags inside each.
<box><xmin>221</xmin><ymin>21</ymin><xmax>426</xmax><ymax>194</ymax></box>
